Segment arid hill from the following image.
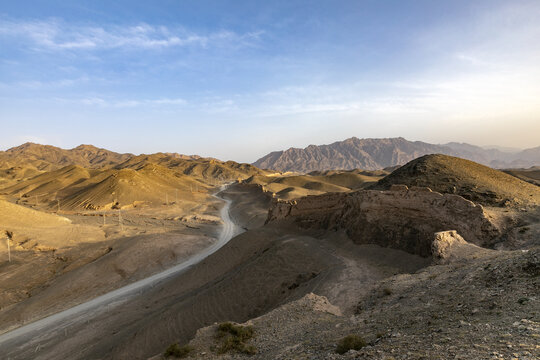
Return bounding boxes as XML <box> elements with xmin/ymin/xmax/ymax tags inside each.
<box><xmin>117</xmin><ymin>154</ymin><xmax>263</xmax><ymax>182</ymax></box>
<box><xmin>0</xmin><ymin>145</ymin><xmax>269</xmax><ymax>211</ymax></box>
<box><xmin>242</xmin><ymin>169</ymin><xmax>385</xmax><ymax>200</ymax></box>
<box><xmin>253</xmin><ymin>137</ymin><xmax>540</xmax><ymax>172</ymax></box>
<box><xmin>370</xmin><ymin>154</ymin><xmax>540</xmax><ymax>206</ymax></box>
<box><xmin>0</xmin><ymin>143</ymin><xmax>132</xmax><ymax>171</ymax></box>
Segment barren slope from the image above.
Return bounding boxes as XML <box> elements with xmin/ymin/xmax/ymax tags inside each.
<box><xmin>371</xmin><ymin>154</ymin><xmax>540</xmax><ymax>206</ymax></box>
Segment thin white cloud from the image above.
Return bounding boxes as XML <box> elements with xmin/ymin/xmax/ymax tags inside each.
<box><xmin>57</xmin><ymin>96</ymin><xmax>187</xmax><ymax>108</ymax></box>
<box><xmin>0</xmin><ymin>19</ymin><xmax>263</xmax><ymax>51</ymax></box>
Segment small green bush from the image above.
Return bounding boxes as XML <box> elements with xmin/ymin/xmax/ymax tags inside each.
<box><xmin>164</xmin><ymin>343</ymin><xmax>193</xmax><ymax>358</ymax></box>
<box><xmin>382</xmin><ymin>287</ymin><xmax>393</xmax><ymax>296</ymax></box>
<box><xmin>336</xmin><ymin>334</ymin><xmax>367</xmax><ymax>354</ymax></box>
<box><xmin>215</xmin><ymin>322</ymin><xmax>256</xmax><ymax>355</ymax></box>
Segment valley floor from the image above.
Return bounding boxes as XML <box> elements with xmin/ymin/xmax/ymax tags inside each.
<box><xmin>1</xmin><ymin>183</ymin><xmax>538</xmax><ymax>360</ymax></box>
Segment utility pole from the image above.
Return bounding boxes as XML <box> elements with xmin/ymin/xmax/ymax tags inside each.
<box><xmin>5</xmin><ymin>231</ymin><xmax>12</xmax><ymax>262</ymax></box>
<box><xmin>7</xmin><ymin>236</ymin><xmax>10</xmax><ymax>262</ymax></box>
<box><xmin>118</xmin><ymin>209</ymin><xmax>123</xmax><ymax>231</ymax></box>
<box><xmin>103</xmin><ymin>213</ymin><xmax>106</xmax><ymax>226</ymax></box>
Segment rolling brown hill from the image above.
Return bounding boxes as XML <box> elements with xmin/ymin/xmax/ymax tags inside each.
<box><xmin>0</xmin><ymin>156</ymin><xmax>269</xmax><ymax>211</ymax></box>
<box><xmin>0</xmin><ymin>143</ymin><xmax>270</xmax><ymax>211</ymax></box>
<box><xmin>116</xmin><ymin>154</ymin><xmax>264</xmax><ymax>182</ymax></box>
<box><xmin>1</xmin><ymin>165</ymin><xmax>97</xmax><ymax>200</ymax></box>
<box><xmin>370</xmin><ymin>154</ymin><xmax>540</xmax><ymax>206</ymax></box>
<box><xmin>58</xmin><ymin>165</ymin><xmax>205</xmax><ymax>210</ymax></box>
<box><xmin>243</xmin><ymin>169</ymin><xmax>385</xmax><ymax>200</ymax></box>
<box><xmin>0</xmin><ymin>143</ymin><xmax>133</xmax><ymax>171</ymax></box>
<box><xmin>253</xmin><ymin>137</ymin><xmax>540</xmax><ymax>172</ymax></box>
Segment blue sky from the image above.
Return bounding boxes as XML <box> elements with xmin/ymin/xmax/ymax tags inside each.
<box><xmin>1</xmin><ymin>0</ymin><xmax>539</xmax><ymax>162</ymax></box>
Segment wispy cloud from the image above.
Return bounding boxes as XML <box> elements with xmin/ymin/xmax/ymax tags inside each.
<box><xmin>0</xmin><ymin>19</ymin><xmax>263</xmax><ymax>51</ymax></box>
<box><xmin>0</xmin><ymin>76</ymin><xmax>90</xmax><ymax>89</ymax></box>
<box><xmin>57</xmin><ymin>96</ymin><xmax>187</xmax><ymax>108</ymax></box>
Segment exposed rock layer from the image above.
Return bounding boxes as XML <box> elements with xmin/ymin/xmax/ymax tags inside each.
<box><xmin>267</xmin><ymin>186</ymin><xmax>500</xmax><ymax>257</ymax></box>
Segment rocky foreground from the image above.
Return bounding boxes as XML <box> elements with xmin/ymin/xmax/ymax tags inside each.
<box><xmin>158</xmin><ymin>183</ymin><xmax>539</xmax><ymax>359</ymax></box>
<box><xmin>172</xmin><ymin>236</ymin><xmax>540</xmax><ymax>360</ymax></box>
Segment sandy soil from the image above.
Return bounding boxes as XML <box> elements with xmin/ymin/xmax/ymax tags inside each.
<box><xmin>0</xmin><ymin>195</ymin><xmax>223</xmax><ymax>333</ymax></box>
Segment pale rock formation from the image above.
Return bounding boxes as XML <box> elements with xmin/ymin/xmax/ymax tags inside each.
<box><xmin>431</xmin><ymin>230</ymin><xmax>489</xmax><ymax>264</ymax></box>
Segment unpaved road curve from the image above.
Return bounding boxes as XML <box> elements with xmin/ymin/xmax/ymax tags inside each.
<box><xmin>0</xmin><ymin>188</ymin><xmax>241</xmax><ymax>357</ymax></box>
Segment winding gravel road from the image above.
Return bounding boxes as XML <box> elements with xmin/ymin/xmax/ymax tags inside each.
<box><xmin>0</xmin><ymin>187</ymin><xmax>241</xmax><ymax>358</ymax></box>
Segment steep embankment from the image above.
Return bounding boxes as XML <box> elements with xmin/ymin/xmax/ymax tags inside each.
<box><xmin>371</xmin><ymin>154</ymin><xmax>540</xmax><ymax>207</ymax></box>
<box><xmin>267</xmin><ymin>185</ymin><xmax>501</xmax><ymax>257</ymax></box>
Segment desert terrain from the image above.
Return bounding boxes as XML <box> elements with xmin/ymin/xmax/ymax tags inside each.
<box><xmin>0</xmin><ymin>144</ymin><xmax>538</xmax><ymax>360</ymax></box>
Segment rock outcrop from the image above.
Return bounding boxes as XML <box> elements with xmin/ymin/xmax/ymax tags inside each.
<box><xmin>431</xmin><ymin>230</ymin><xmax>490</xmax><ymax>264</ymax></box>
<box><xmin>267</xmin><ymin>185</ymin><xmax>500</xmax><ymax>257</ymax></box>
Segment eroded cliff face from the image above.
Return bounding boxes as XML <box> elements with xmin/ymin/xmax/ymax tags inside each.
<box><xmin>267</xmin><ymin>185</ymin><xmax>501</xmax><ymax>257</ymax></box>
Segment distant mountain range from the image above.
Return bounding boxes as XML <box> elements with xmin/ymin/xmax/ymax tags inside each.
<box><xmin>253</xmin><ymin>137</ymin><xmax>540</xmax><ymax>172</ymax></box>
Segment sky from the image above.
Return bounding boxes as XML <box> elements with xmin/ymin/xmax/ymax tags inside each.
<box><xmin>1</xmin><ymin>0</ymin><xmax>539</xmax><ymax>162</ymax></box>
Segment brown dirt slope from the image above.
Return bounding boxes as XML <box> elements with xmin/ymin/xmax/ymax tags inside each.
<box><xmin>371</xmin><ymin>154</ymin><xmax>540</xmax><ymax>206</ymax></box>
<box><xmin>1</xmin><ymin>165</ymin><xmax>97</xmax><ymax>199</ymax></box>
<box><xmin>58</xmin><ymin>165</ymin><xmax>207</xmax><ymax>210</ymax></box>
<box><xmin>0</xmin><ymin>199</ymin><xmax>71</xmax><ymax>228</ymax></box>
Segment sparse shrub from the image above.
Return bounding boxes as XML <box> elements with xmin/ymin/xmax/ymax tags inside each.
<box><xmin>518</xmin><ymin>297</ymin><xmax>529</xmax><ymax>305</ymax></box>
<box><xmin>164</xmin><ymin>343</ymin><xmax>193</xmax><ymax>358</ymax></box>
<box><xmin>518</xmin><ymin>227</ymin><xmax>530</xmax><ymax>234</ymax></box>
<box><xmin>336</xmin><ymin>334</ymin><xmax>367</xmax><ymax>354</ymax></box>
<box><xmin>215</xmin><ymin>322</ymin><xmax>256</xmax><ymax>355</ymax></box>
<box><xmin>382</xmin><ymin>287</ymin><xmax>393</xmax><ymax>296</ymax></box>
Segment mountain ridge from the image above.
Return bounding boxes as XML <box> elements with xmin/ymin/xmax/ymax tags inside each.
<box><xmin>253</xmin><ymin>137</ymin><xmax>540</xmax><ymax>172</ymax></box>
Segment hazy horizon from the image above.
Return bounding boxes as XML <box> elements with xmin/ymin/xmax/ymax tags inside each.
<box><xmin>0</xmin><ymin>136</ymin><xmax>535</xmax><ymax>164</ymax></box>
<box><xmin>2</xmin><ymin>0</ymin><xmax>540</xmax><ymax>162</ymax></box>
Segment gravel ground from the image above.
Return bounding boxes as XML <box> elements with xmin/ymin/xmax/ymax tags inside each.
<box><xmin>164</xmin><ymin>247</ymin><xmax>539</xmax><ymax>360</ymax></box>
